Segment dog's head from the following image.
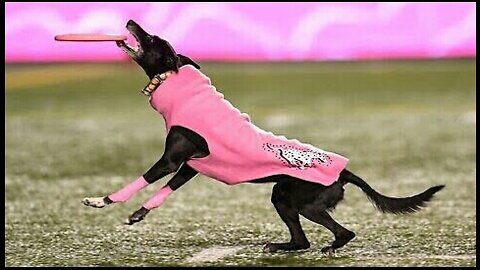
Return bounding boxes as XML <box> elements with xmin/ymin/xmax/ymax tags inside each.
<box><xmin>118</xmin><ymin>20</ymin><xmax>200</xmax><ymax>79</ymax></box>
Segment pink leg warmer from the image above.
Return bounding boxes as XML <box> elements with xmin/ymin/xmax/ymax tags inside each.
<box><xmin>108</xmin><ymin>176</ymin><xmax>149</xmax><ymax>203</ymax></box>
<box><xmin>143</xmin><ymin>185</ymin><xmax>173</xmax><ymax>210</ymax></box>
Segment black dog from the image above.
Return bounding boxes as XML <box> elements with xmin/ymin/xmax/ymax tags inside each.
<box><xmin>83</xmin><ymin>20</ymin><xmax>444</xmax><ymax>253</ymax></box>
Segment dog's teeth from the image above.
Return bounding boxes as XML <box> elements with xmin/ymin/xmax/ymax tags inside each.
<box><xmin>126</xmin><ymin>44</ymin><xmax>139</xmax><ymax>52</ymax></box>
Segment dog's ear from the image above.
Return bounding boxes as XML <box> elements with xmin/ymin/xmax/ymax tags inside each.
<box><xmin>177</xmin><ymin>54</ymin><xmax>200</xmax><ymax>69</ymax></box>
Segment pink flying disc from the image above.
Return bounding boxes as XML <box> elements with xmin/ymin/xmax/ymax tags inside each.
<box><xmin>54</xmin><ymin>34</ymin><xmax>127</xmax><ymax>42</ymax></box>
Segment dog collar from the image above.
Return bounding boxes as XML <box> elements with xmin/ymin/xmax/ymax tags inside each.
<box><xmin>141</xmin><ymin>71</ymin><xmax>174</xmax><ymax>96</ymax></box>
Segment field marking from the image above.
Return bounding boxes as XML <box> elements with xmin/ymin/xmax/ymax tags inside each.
<box><xmin>186</xmin><ymin>246</ymin><xmax>244</xmax><ymax>263</ymax></box>
<box><xmin>423</xmin><ymin>255</ymin><xmax>476</xmax><ymax>260</ymax></box>
<box><xmin>265</xmin><ymin>113</ymin><xmax>298</xmax><ymax>128</ymax></box>
<box><xmin>185</xmin><ymin>249</ymin><xmax>475</xmax><ymax>264</ymax></box>
<box><xmin>463</xmin><ymin>111</ymin><xmax>476</xmax><ymax>124</ymax></box>
<box><xmin>348</xmin><ymin>254</ymin><xmax>476</xmax><ymax>261</ymax></box>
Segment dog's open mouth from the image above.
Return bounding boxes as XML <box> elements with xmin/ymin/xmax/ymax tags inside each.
<box><xmin>117</xmin><ymin>31</ymin><xmax>143</xmax><ymax>60</ymax></box>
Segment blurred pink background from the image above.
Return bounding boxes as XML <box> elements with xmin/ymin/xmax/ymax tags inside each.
<box><xmin>5</xmin><ymin>2</ymin><xmax>476</xmax><ymax>62</ymax></box>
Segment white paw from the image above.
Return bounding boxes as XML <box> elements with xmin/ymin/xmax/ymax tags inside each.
<box><xmin>82</xmin><ymin>197</ymin><xmax>106</xmax><ymax>208</ymax></box>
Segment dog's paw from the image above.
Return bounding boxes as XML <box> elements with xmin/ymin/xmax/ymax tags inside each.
<box><xmin>82</xmin><ymin>197</ymin><xmax>106</xmax><ymax>208</ymax></box>
<box><xmin>263</xmin><ymin>242</ymin><xmax>277</xmax><ymax>253</ymax></box>
<box><xmin>124</xmin><ymin>207</ymin><xmax>150</xmax><ymax>225</ymax></box>
<box><xmin>124</xmin><ymin>218</ymin><xmax>135</xmax><ymax>225</ymax></box>
<box><xmin>321</xmin><ymin>246</ymin><xmax>336</xmax><ymax>256</ymax></box>
<box><xmin>124</xmin><ymin>215</ymin><xmax>144</xmax><ymax>226</ymax></box>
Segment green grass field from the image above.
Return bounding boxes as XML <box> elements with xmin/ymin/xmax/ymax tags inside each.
<box><xmin>5</xmin><ymin>60</ymin><xmax>476</xmax><ymax>266</ymax></box>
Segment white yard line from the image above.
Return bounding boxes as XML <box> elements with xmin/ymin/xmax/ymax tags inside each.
<box><xmin>463</xmin><ymin>111</ymin><xmax>476</xmax><ymax>124</ymax></box>
<box><xmin>186</xmin><ymin>246</ymin><xmax>244</xmax><ymax>263</ymax></box>
<box><xmin>185</xmin><ymin>248</ymin><xmax>475</xmax><ymax>264</ymax></box>
<box><xmin>349</xmin><ymin>254</ymin><xmax>476</xmax><ymax>261</ymax></box>
<box><xmin>423</xmin><ymin>255</ymin><xmax>476</xmax><ymax>260</ymax></box>
<box><xmin>265</xmin><ymin>113</ymin><xmax>298</xmax><ymax>128</ymax></box>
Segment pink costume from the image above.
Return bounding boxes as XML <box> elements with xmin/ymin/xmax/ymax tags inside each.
<box><xmin>143</xmin><ymin>185</ymin><xmax>173</xmax><ymax>210</ymax></box>
<box><xmin>109</xmin><ymin>176</ymin><xmax>149</xmax><ymax>202</ymax></box>
<box><xmin>108</xmin><ymin>176</ymin><xmax>174</xmax><ymax>210</ymax></box>
<box><xmin>149</xmin><ymin>65</ymin><xmax>349</xmax><ymax>186</ymax></box>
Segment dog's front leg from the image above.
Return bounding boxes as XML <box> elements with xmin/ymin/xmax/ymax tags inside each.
<box><xmin>83</xmin><ymin>128</ymin><xmax>200</xmax><ymax>209</ymax></box>
<box><xmin>82</xmin><ymin>174</ymin><xmax>149</xmax><ymax>208</ymax></box>
<box><xmin>125</xmin><ymin>163</ymin><xmax>198</xmax><ymax>225</ymax></box>
<box><xmin>81</xmin><ymin>158</ymin><xmax>171</xmax><ymax>208</ymax></box>
<box><xmin>82</xmin><ymin>153</ymin><xmax>187</xmax><ymax>208</ymax></box>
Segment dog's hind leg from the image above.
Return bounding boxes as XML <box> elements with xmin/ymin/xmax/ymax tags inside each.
<box><xmin>264</xmin><ymin>182</ymin><xmax>311</xmax><ymax>252</ymax></box>
<box><xmin>300</xmin><ymin>200</ymin><xmax>355</xmax><ymax>253</ymax></box>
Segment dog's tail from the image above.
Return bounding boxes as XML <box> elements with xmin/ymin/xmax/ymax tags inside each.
<box><xmin>339</xmin><ymin>169</ymin><xmax>444</xmax><ymax>214</ymax></box>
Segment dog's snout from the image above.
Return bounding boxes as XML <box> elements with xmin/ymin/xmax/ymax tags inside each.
<box><xmin>126</xmin><ymin>20</ymin><xmax>137</xmax><ymax>28</ymax></box>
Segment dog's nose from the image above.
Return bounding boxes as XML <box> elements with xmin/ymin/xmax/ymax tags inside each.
<box><xmin>127</xmin><ymin>20</ymin><xmax>136</xmax><ymax>27</ymax></box>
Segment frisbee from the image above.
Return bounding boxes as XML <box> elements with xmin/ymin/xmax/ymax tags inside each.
<box><xmin>54</xmin><ymin>34</ymin><xmax>127</xmax><ymax>42</ymax></box>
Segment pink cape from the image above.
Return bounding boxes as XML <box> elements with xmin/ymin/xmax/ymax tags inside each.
<box><xmin>149</xmin><ymin>65</ymin><xmax>348</xmax><ymax>186</ymax></box>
